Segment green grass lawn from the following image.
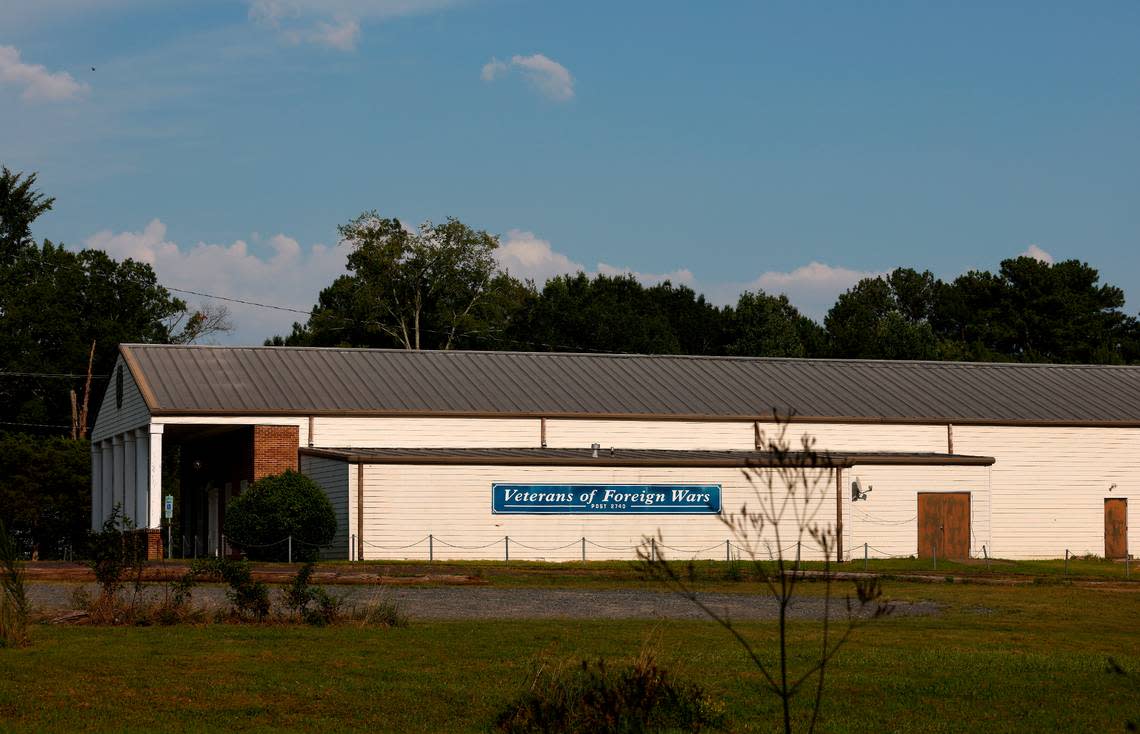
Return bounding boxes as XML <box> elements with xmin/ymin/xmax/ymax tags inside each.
<box><xmin>2</xmin><ymin>581</ymin><xmax>1138</xmax><ymax>732</ymax></box>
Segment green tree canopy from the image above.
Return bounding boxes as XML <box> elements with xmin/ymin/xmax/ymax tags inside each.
<box><xmin>0</xmin><ymin>166</ymin><xmax>54</xmax><ymax>264</ymax></box>
<box><xmin>725</xmin><ymin>291</ymin><xmax>825</xmax><ymax>358</ymax></box>
<box><xmin>825</xmin><ymin>269</ymin><xmax>942</xmax><ymax>360</ymax></box>
<box><xmin>934</xmin><ymin>256</ymin><xmax>1140</xmax><ymax>363</ymax></box>
<box><xmin>0</xmin><ymin>434</ymin><xmax>89</xmax><ymax>558</ymax></box>
<box><xmin>284</xmin><ymin>213</ymin><xmax>523</xmax><ymax>350</ymax></box>
<box><xmin>0</xmin><ymin>164</ymin><xmax>218</xmax><ymax>433</ymax></box>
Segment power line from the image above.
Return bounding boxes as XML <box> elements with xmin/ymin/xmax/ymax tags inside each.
<box><xmin>165</xmin><ymin>287</ymin><xmax>311</xmax><ymax>315</ymax></box>
<box><xmin>0</xmin><ymin>371</ymin><xmax>108</xmax><ymax>379</ymax></box>
<box><xmin>0</xmin><ymin>420</ymin><xmax>73</xmax><ymax>429</ymax></box>
<box><xmin>168</xmin><ymin>284</ymin><xmax>634</xmax><ymax>354</ymax></box>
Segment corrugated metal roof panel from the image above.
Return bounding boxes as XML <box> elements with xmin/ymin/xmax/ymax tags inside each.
<box><xmin>121</xmin><ymin>345</ymin><xmax>1140</xmax><ymax>425</ymax></box>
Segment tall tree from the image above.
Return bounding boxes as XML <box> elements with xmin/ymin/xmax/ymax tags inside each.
<box><xmin>0</xmin><ymin>165</ymin><xmax>212</xmax><ymax>432</ymax></box>
<box><xmin>725</xmin><ymin>290</ymin><xmax>825</xmax><ymax>358</ymax></box>
<box><xmin>287</xmin><ymin>213</ymin><xmax>516</xmax><ymax>350</ymax></box>
<box><xmin>0</xmin><ymin>166</ymin><xmax>54</xmax><ymax>264</ymax></box>
<box><xmin>512</xmin><ymin>273</ymin><xmax>687</xmax><ymax>354</ymax></box>
<box><xmin>935</xmin><ymin>256</ymin><xmax>1139</xmax><ymax>363</ymax></box>
<box><xmin>825</xmin><ymin>269</ymin><xmax>942</xmax><ymax>360</ymax></box>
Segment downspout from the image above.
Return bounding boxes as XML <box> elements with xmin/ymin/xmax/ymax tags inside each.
<box><xmin>357</xmin><ymin>463</ymin><xmax>364</xmax><ymax>561</ymax></box>
<box><xmin>835</xmin><ymin>466</ymin><xmax>843</xmax><ymax>563</ymax></box>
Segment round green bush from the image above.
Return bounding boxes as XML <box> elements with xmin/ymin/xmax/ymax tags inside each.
<box><xmin>223</xmin><ymin>470</ymin><xmax>337</xmax><ymax>562</ymax></box>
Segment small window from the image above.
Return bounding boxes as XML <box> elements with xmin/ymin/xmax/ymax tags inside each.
<box><xmin>115</xmin><ymin>365</ymin><xmax>124</xmax><ymax>409</ymax></box>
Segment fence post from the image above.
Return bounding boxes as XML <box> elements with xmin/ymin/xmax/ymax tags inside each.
<box><xmin>351</xmin><ymin>534</ymin><xmax>356</xmax><ymax>562</ymax></box>
<box><xmin>650</xmin><ymin>538</ymin><xmax>657</xmax><ymax>563</ymax></box>
<box><xmin>505</xmin><ymin>536</ymin><xmax>510</xmax><ymax>562</ymax></box>
<box><xmin>1065</xmin><ymin>548</ymin><xmax>1069</xmax><ymax>576</ymax></box>
<box><xmin>220</xmin><ymin>533</ymin><xmax>225</xmax><ymax>559</ymax></box>
<box><xmin>288</xmin><ymin>535</ymin><xmax>292</xmax><ymax>564</ymax></box>
<box><xmin>726</xmin><ymin>539</ymin><xmax>731</xmax><ymax>562</ymax></box>
<box><xmin>581</xmin><ymin>536</ymin><xmax>586</xmax><ymax>562</ymax></box>
<box><xmin>864</xmin><ymin>542</ymin><xmax>868</xmax><ymax>572</ymax></box>
<box><xmin>1126</xmin><ymin>554</ymin><xmax>1130</xmax><ymax>579</ymax></box>
<box><xmin>429</xmin><ymin>534</ymin><xmax>434</xmax><ymax>562</ymax></box>
<box><xmin>795</xmin><ymin>541</ymin><xmax>801</xmax><ymax>570</ymax></box>
<box><xmin>932</xmin><ymin>541</ymin><xmax>937</xmax><ymax>571</ymax></box>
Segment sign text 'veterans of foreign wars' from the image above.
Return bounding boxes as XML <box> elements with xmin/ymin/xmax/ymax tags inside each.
<box><xmin>492</xmin><ymin>484</ymin><xmax>722</xmax><ymax>514</ymax></box>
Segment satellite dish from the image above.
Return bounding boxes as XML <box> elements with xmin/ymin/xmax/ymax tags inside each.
<box><xmin>851</xmin><ymin>479</ymin><xmax>873</xmax><ymax>501</ymax></box>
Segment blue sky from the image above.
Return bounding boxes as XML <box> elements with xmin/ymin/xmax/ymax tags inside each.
<box><xmin>3</xmin><ymin>1</ymin><xmax>1139</xmax><ymax>343</ymax></box>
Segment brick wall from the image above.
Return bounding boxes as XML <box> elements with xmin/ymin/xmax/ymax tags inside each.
<box><xmin>253</xmin><ymin>425</ymin><xmax>299</xmax><ymax>480</ymax></box>
<box><xmin>143</xmin><ymin>528</ymin><xmax>163</xmax><ymax>560</ymax></box>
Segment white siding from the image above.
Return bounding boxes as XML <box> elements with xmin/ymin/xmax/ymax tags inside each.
<box><xmin>543</xmin><ymin>419</ymin><xmax>947</xmax><ymax>453</ymax></box>
<box><xmin>954</xmin><ymin>426</ymin><xmax>1140</xmax><ymax>559</ymax></box>
<box><xmin>357</xmin><ymin>464</ymin><xmax>843</xmax><ymax>562</ymax></box>
<box><xmin>91</xmin><ymin>356</ymin><xmax>150</xmax><ymax>442</ymax></box>
<box><xmin>156</xmin><ymin>416</ymin><xmax>307</xmax><ymax>435</ymax></box>
<box><xmin>300</xmin><ymin>455</ymin><xmax>350</xmax><ymax>560</ymax></box>
<box><xmin>544</xmin><ymin>420</ymin><xmax>753</xmax><ymax>450</ymax></box>
<box><xmin>844</xmin><ymin>464</ymin><xmax>991</xmax><ymax>560</ymax></box>
<box><xmin>764</xmin><ymin>422</ymin><xmax>946</xmax><ymax>453</ymax></box>
<box><xmin>313</xmin><ymin>417</ymin><xmax>539</xmax><ymax>448</ymax></box>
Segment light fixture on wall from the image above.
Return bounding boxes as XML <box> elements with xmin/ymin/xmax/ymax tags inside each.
<box><xmin>1109</xmin><ymin>483</ymin><xmax>1117</xmax><ymax>492</ymax></box>
<box><xmin>851</xmin><ymin>479</ymin><xmax>873</xmax><ymax>502</ymax></box>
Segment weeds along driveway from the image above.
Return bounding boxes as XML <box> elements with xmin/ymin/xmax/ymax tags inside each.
<box><xmin>25</xmin><ymin>583</ymin><xmax>934</xmax><ymax>621</ymax></box>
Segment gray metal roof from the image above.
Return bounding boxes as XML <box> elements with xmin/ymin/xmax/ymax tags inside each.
<box><xmin>121</xmin><ymin>344</ymin><xmax>1140</xmax><ymax>426</ymax></box>
<box><xmin>300</xmin><ymin>447</ymin><xmax>995</xmax><ymax>467</ymax></box>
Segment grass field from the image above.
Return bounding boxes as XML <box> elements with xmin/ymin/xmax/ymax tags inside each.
<box><xmin>2</xmin><ymin>575</ymin><xmax>1138</xmax><ymax>732</ymax></box>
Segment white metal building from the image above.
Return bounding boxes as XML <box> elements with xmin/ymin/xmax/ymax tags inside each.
<box><xmin>90</xmin><ymin>344</ymin><xmax>1138</xmax><ymax>562</ymax></box>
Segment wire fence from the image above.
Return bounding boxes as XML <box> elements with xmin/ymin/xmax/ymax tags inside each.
<box><xmin>87</xmin><ymin>531</ymin><xmax>1133</xmax><ymax>579</ymax></box>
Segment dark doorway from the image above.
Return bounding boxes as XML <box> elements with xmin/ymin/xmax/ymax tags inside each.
<box><xmin>1105</xmin><ymin>498</ymin><xmax>1128</xmax><ymax>560</ymax></box>
<box><xmin>918</xmin><ymin>492</ymin><xmax>971</xmax><ymax>560</ymax></box>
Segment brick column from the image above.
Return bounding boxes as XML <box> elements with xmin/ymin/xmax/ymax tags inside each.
<box><xmin>252</xmin><ymin>425</ymin><xmax>299</xmax><ymax>481</ymax></box>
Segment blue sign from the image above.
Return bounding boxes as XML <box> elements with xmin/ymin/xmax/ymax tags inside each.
<box><xmin>492</xmin><ymin>484</ymin><xmax>722</xmax><ymax>514</ymax></box>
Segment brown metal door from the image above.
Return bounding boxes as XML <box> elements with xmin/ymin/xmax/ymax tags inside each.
<box><xmin>1105</xmin><ymin>499</ymin><xmax>1128</xmax><ymax>559</ymax></box>
<box><xmin>918</xmin><ymin>492</ymin><xmax>971</xmax><ymax>559</ymax></box>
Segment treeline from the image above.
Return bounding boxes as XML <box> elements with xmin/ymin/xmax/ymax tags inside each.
<box><xmin>272</xmin><ymin>213</ymin><xmax>1140</xmax><ymax>365</ymax></box>
<box><xmin>1</xmin><ymin>166</ymin><xmax>230</xmax><ymax>556</ymax></box>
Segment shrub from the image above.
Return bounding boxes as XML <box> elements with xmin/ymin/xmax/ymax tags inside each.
<box><xmin>190</xmin><ymin>558</ymin><xmax>270</xmax><ymax>621</ymax></box>
<box><xmin>494</xmin><ymin>653</ymin><xmax>724</xmax><ymax>733</ymax></box>
<box><xmin>0</xmin><ymin>520</ymin><xmax>30</xmax><ymax>647</ymax></box>
<box><xmin>223</xmin><ymin>470</ymin><xmax>336</xmax><ymax>561</ymax></box>
<box><xmin>85</xmin><ymin>505</ymin><xmax>148</xmax><ymax>621</ymax></box>
<box><xmin>282</xmin><ymin>562</ymin><xmax>343</xmax><ymax>626</ymax></box>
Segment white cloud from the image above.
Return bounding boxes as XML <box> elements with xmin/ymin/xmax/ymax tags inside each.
<box><xmin>1020</xmin><ymin>244</ymin><xmax>1054</xmax><ymax>264</ymax></box>
<box><xmin>496</xmin><ymin>229</ymin><xmax>585</xmax><ymax>283</ymax></box>
<box><xmin>597</xmin><ymin>262</ymin><xmax>695</xmax><ymax>287</ymax></box>
<box><xmin>732</xmin><ymin>262</ymin><xmax>879</xmax><ymax>319</ymax></box>
<box><xmin>0</xmin><ymin>45</ymin><xmax>89</xmax><ymax>102</ymax></box>
<box><xmin>480</xmin><ymin>57</ymin><xmax>507</xmax><ymax>81</ymax></box>
<box><xmin>85</xmin><ymin>219</ymin><xmax>347</xmax><ymax>343</ymax></box>
<box><xmin>248</xmin><ymin>0</ymin><xmax>461</xmax><ymax>50</ymax></box>
<box><xmin>481</xmin><ymin>53</ymin><xmax>575</xmax><ymax>101</ymax></box>
<box><xmin>306</xmin><ymin>18</ymin><xmax>361</xmax><ymax>50</ymax></box>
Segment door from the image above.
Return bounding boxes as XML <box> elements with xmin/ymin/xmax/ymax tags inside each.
<box><xmin>1105</xmin><ymin>498</ymin><xmax>1128</xmax><ymax>559</ymax></box>
<box><xmin>918</xmin><ymin>492</ymin><xmax>971</xmax><ymax>559</ymax></box>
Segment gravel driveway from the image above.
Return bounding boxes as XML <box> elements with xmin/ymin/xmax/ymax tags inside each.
<box><xmin>27</xmin><ymin>582</ymin><xmax>935</xmax><ymax>621</ymax></box>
